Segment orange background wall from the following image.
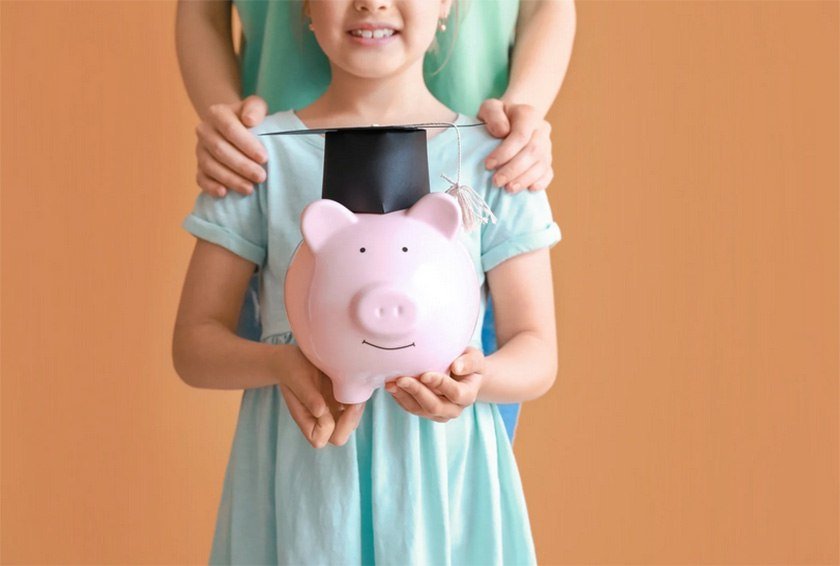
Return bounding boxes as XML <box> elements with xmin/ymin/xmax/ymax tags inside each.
<box><xmin>1</xmin><ymin>1</ymin><xmax>837</xmax><ymax>564</ymax></box>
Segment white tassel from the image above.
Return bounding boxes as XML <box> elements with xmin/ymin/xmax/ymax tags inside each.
<box><xmin>443</xmin><ymin>174</ymin><xmax>497</xmax><ymax>232</ymax></box>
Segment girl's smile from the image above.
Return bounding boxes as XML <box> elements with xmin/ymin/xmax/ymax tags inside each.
<box><xmin>307</xmin><ymin>0</ymin><xmax>449</xmax><ymax>81</ymax></box>
<box><xmin>347</xmin><ymin>22</ymin><xmax>401</xmax><ymax>46</ymax></box>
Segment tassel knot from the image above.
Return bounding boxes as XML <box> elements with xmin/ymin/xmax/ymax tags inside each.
<box><xmin>442</xmin><ymin>174</ymin><xmax>497</xmax><ymax>232</ymax></box>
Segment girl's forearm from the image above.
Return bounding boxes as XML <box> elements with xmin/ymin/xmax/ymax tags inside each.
<box><xmin>172</xmin><ymin>320</ymin><xmax>290</xmax><ymax>390</ymax></box>
<box><xmin>477</xmin><ymin>331</ymin><xmax>558</xmax><ymax>404</ymax></box>
<box><xmin>503</xmin><ymin>0</ymin><xmax>577</xmax><ymax>118</ymax></box>
<box><xmin>175</xmin><ymin>0</ymin><xmax>242</xmax><ymax>119</ymax></box>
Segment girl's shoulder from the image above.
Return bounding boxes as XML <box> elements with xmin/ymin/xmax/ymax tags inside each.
<box><xmin>250</xmin><ymin>110</ymin><xmax>303</xmax><ymax>138</ymax></box>
<box><xmin>453</xmin><ymin>114</ymin><xmax>500</xmax><ymax>153</ymax></box>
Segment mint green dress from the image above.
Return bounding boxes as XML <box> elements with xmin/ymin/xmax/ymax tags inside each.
<box><xmin>183</xmin><ymin>111</ymin><xmax>561</xmax><ymax>565</ymax></box>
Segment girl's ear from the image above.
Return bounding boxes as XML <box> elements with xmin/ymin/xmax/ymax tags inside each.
<box><xmin>301</xmin><ymin>199</ymin><xmax>358</xmax><ymax>252</ymax></box>
<box><xmin>406</xmin><ymin>193</ymin><xmax>462</xmax><ymax>241</ymax></box>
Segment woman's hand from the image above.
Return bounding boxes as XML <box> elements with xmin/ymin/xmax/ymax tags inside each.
<box><xmin>385</xmin><ymin>347</ymin><xmax>485</xmax><ymax>423</ymax></box>
<box><xmin>477</xmin><ymin>98</ymin><xmax>554</xmax><ymax>194</ymax></box>
<box><xmin>275</xmin><ymin>346</ymin><xmax>365</xmax><ymax>449</ymax></box>
<box><xmin>195</xmin><ymin>95</ymin><xmax>270</xmax><ymax>197</ymax></box>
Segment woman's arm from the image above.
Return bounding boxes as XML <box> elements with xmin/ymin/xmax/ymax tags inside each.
<box><xmin>479</xmin><ymin>0</ymin><xmax>577</xmax><ymax>192</ymax></box>
<box><xmin>478</xmin><ymin>247</ymin><xmax>558</xmax><ymax>402</ymax></box>
<box><xmin>504</xmin><ymin>0</ymin><xmax>576</xmax><ymax>119</ymax></box>
<box><xmin>175</xmin><ymin>0</ymin><xmax>241</xmax><ymax>119</ymax></box>
<box><xmin>175</xmin><ymin>0</ymin><xmax>268</xmax><ymax>196</ymax></box>
<box><xmin>172</xmin><ymin>239</ymin><xmax>364</xmax><ymax>447</ymax></box>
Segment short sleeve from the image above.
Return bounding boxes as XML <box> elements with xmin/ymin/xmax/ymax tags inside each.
<box><xmin>480</xmin><ymin>187</ymin><xmax>562</xmax><ymax>273</ymax></box>
<box><xmin>182</xmin><ymin>185</ymin><xmax>268</xmax><ymax>267</ymax></box>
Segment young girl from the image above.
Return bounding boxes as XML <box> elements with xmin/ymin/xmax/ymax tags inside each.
<box><xmin>173</xmin><ymin>0</ymin><xmax>561</xmax><ymax>563</ymax></box>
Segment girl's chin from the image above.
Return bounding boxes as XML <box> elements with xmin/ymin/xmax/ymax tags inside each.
<box><xmin>333</xmin><ymin>58</ymin><xmax>415</xmax><ymax>80</ymax></box>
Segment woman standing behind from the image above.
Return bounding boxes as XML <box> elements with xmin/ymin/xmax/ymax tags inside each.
<box><xmin>175</xmin><ymin>0</ymin><xmax>576</xmax><ymax>442</ymax></box>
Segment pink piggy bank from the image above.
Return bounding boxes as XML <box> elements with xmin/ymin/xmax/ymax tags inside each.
<box><xmin>284</xmin><ymin>192</ymin><xmax>480</xmax><ymax>404</ymax></box>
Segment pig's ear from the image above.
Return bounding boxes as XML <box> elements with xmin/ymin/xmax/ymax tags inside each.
<box><xmin>406</xmin><ymin>193</ymin><xmax>462</xmax><ymax>240</ymax></box>
<box><xmin>301</xmin><ymin>199</ymin><xmax>358</xmax><ymax>252</ymax></box>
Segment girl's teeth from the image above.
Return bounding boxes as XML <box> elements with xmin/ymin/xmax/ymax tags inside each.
<box><xmin>351</xmin><ymin>29</ymin><xmax>394</xmax><ymax>39</ymax></box>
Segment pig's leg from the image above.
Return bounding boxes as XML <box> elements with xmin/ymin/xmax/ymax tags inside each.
<box><xmin>331</xmin><ymin>377</ymin><xmax>374</xmax><ymax>405</ymax></box>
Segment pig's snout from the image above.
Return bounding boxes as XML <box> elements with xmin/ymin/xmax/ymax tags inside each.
<box><xmin>353</xmin><ymin>285</ymin><xmax>417</xmax><ymax>338</ymax></box>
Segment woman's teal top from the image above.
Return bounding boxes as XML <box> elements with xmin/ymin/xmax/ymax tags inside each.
<box><xmin>233</xmin><ymin>0</ymin><xmax>520</xmax><ymax>115</ymax></box>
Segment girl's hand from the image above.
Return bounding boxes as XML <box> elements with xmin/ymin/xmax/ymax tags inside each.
<box><xmin>477</xmin><ymin>98</ymin><xmax>554</xmax><ymax>194</ymax></box>
<box><xmin>276</xmin><ymin>346</ymin><xmax>365</xmax><ymax>449</ymax></box>
<box><xmin>195</xmin><ymin>95</ymin><xmax>269</xmax><ymax>197</ymax></box>
<box><xmin>385</xmin><ymin>347</ymin><xmax>485</xmax><ymax>423</ymax></box>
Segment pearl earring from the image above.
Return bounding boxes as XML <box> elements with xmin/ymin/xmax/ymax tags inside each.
<box><xmin>308</xmin><ymin>21</ymin><xmax>314</xmax><ymax>31</ymax></box>
<box><xmin>438</xmin><ymin>18</ymin><xmax>447</xmax><ymax>32</ymax></box>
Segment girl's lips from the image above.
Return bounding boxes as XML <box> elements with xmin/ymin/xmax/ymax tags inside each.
<box><xmin>347</xmin><ymin>29</ymin><xmax>400</xmax><ymax>46</ymax></box>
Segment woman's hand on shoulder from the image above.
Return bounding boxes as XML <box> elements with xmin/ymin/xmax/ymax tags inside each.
<box><xmin>477</xmin><ymin>98</ymin><xmax>554</xmax><ymax>194</ymax></box>
<box><xmin>385</xmin><ymin>347</ymin><xmax>485</xmax><ymax>423</ymax></box>
<box><xmin>195</xmin><ymin>94</ymin><xmax>269</xmax><ymax>197</ymax></box>
<box><xmin>275</xmin><ymin>346</ymin><xmax>365</xmax><ymax>449</ymax></box>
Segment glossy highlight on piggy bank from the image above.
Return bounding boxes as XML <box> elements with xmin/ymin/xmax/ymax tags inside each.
<box><xmin>285</xmin><ymin>192</ymin><xmax>480</xmax><ymax>404</ymax></box>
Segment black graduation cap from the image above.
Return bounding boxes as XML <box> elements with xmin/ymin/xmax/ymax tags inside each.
<box><xmin>322</xmin><ymin>126</ymin><xmax>429</xmax><ymax>214</ymax></box>
<box><xmin>260</xmin><ymin>121</ymin><xmax>497</xmax><ymax>229</ymax></box>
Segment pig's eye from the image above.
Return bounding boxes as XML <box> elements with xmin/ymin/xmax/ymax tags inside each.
<box><xmin>359</xmin><ymin>247</ymin><xmax>366</xmax><ymax>253</ymax></box>
<box><xmin>402</xmin><ymin>246</ymin><xmax>408</xmax><ymax>252</ymax></box>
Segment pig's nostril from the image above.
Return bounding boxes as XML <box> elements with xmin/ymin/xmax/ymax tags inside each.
<box><xmin>376</xmin><ymin>307</ymin><xmax>383</xmax><ymax>317</ymax></box>
<box><xmin>396</xmin><ymin>305</ymin><xmax>403</xmax><ymax>315</ymax></box>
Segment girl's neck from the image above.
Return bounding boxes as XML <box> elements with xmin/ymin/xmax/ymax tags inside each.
<box><xmin>296</xmin><ymin>60</ymin><xmax>457</xmax><ymax>130</ymax></box>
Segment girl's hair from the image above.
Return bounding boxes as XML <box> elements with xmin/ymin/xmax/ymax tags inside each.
<box><xmin>298</xmin><ymin>0</ymin><xmax>463</xmax><ymax>76</ymax></box>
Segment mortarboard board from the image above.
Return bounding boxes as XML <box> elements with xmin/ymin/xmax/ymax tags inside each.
<box><xmin>260</xmin><ymin>121</ymin><xmax>497</xmax><ymax>230</ymax></box>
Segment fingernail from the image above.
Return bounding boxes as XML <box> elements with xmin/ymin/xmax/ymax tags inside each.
<box><xmin>385</xmin><ymin>383</ymin><xmax>396</xmax><ymax>393</ymax></box>
<box><xmin>485</xmin><ymin>159</ymin><xmax>497</xmax><ymax>170</ymax></box>
<box><xmin>510</xmin><ymin>183</ymin><xmax>521</xmax><ymax>191</ymax></box>
<box><xmin>454</xmin><ymin>362</ymin><xmax>463</xmax><ymax>373</ymax></box>
<box><xmin>494</xmin><ymin>175</ymin><xmax>507</xmax><ymax>187</ymax></box>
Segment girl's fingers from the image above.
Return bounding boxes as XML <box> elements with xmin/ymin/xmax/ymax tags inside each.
<box><xmin>477</xmin><ymin>98</ymin><xmax>511</xmax><ymax>141</ymax></box>
<box><xmin>280</xmin><ymin>384</ymin><xmax>334</xmax><ymax>448</ymax></box>
<box><xmin>419</xmin><ymin>372</ymin><xmax>469</xmax><ymax>407</ymax></box>
<box><xmin>387</xmin><ymin>382</ymin><xmax>424</xmax><ymax>415</ymax></box>
<box><xmin>397</xmin><ymin>377</ymin><xmax>442</xmax><ymax>414</ymax></box>
<box><xmin>450</xmin><ymin>346</ymin><xmax>485</xmax><ymax>377</ymax></box>
<box><xmin>196</xmin><ymin>145</ymin><xmax>256</xmax><ymax>196</ymax></box>
<box><xmin>330</xmin><ymin>402</ymin><xmax>365</xmax><ymax>446</ymax></box>
<box><xmin>196</xmin><ymin>124</ymin><xmax>267</xmax><ymax>186</ymax></box>
<box><xmin>397</xmin><ymin>378</ymin><xmax>464</xmax><ymax>422</ymax></box>
<box><xmin>506</xmin><ymin>161</ymin><xmax>549</xmax><ymax>194</ymax></box>
<box><xmin>207</xmin><ymin>103</ymin><xmax>268</xmax><ymax>164</ymax></box>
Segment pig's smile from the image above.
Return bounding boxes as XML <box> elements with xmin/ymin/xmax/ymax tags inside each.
<box><xmin>362</xmin><ymin>340</ymin><xmax>416</xmax><ymax>351</ymax></box>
